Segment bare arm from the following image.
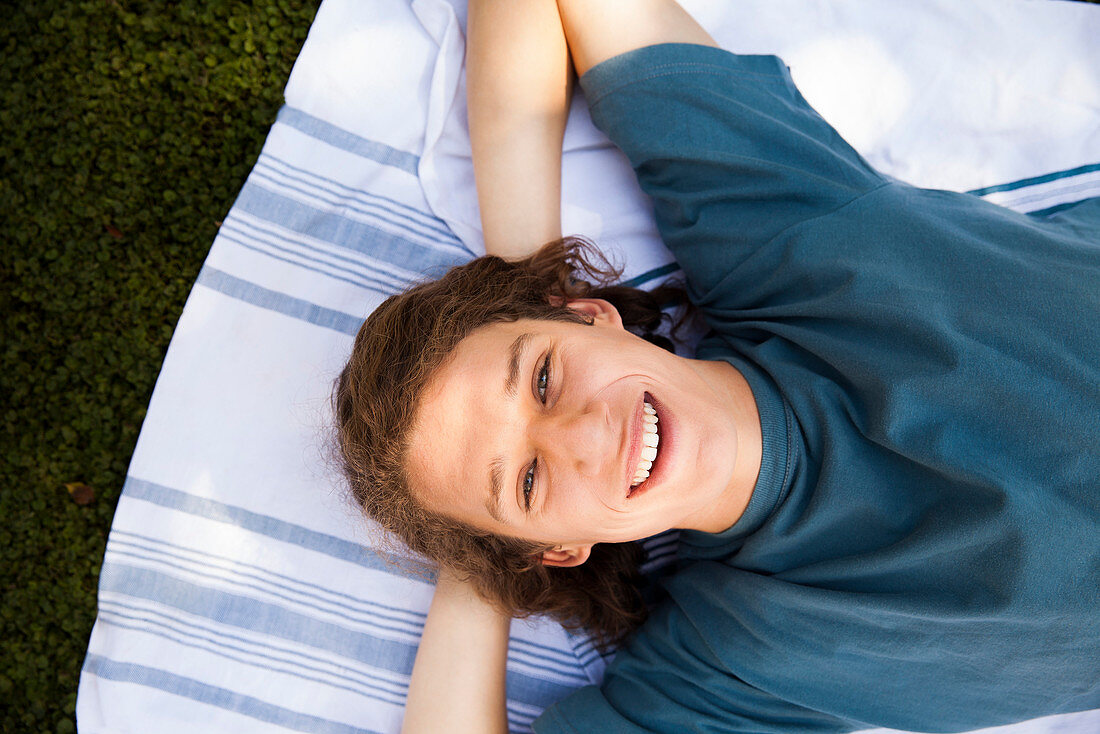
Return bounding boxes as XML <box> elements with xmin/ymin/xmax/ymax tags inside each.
<box><xmin>555</xmin><ymin>0</ymin><xmax>717</xmax><ymax>77</ymax></box>
<box><xmin>466</xmin><ymin>0</ymin><xmax>574</xmax><ymax>260</ymax></box>
<box><xmin>466</xmin><ymin>0</ymin><xmax>715</xmax><ymax>260</ymax></box>
<box><xmin>401</xmin><ymin>568</ymin><xmax>511</xmax><ymax>734</ymax></box>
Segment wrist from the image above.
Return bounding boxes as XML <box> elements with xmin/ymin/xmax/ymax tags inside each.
<box><xmin>433</xmin><ymin>569</ymin><xmax>511</xmax><ymax>622</ymax></box>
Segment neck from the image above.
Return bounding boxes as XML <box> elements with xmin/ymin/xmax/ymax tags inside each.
<box><xmin>686</xmin><ymin>358</ymin><xmax>762</xmax><ymax>535</ymax></box>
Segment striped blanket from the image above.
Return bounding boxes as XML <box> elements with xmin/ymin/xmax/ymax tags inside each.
<box><xmin>77</xmin><ymin>0</ymin><xmax>1100</xmax><ymax>732</ymax></box>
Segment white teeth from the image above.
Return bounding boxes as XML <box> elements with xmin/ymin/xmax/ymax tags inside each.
<box><xmin>631</xmin><ymin>401</ymin><xmax>661</xmax><ymax>488</ymax></box>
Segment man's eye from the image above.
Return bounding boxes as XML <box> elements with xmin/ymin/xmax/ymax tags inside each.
<box><xmin>525</xmin><ymin>350</ymin><xmax>553</xmax><ymax>513</ymax></box>
<box><xmin>537</xmin><ymin>351</ymin><xmax>552</xmax><ymax>403</ymax></box>
<box><xmin>523</xmin><ymin>460</ymin><xmax>536</xmax><ymax>511</ymax></box>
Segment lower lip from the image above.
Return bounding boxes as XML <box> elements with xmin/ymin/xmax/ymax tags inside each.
<box><xmin>627</xmin><ymin>391</ymin><xmax>673</xmax><ymax>500</ymax></box>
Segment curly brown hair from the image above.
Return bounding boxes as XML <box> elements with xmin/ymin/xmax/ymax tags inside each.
<box><xmin>332</xmin><ymin>236</ymin><xmax>691</xmax><ymax>650</ymax></box>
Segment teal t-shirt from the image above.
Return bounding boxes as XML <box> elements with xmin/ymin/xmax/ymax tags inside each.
<box><xmin>534</xmin><ymin>44</ymin><xmax>1100</xmax><ymax>733</ymax></box>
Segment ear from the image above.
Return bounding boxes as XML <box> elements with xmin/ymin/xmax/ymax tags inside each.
<box><xmin>540</xmin><ymin>544</ymin><xmax>593</xmax><ymax>568</ymax></box>
<box><xmin>562</xmin><ymin>298</ymin><xmax>624</xmax><ymax>329</ymax></box>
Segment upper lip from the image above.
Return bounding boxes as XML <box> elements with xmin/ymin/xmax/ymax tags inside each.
<box><xmin>623</xmin><ymin>394</ymin><xmax>645</xmax><ymax>495</ymax></box>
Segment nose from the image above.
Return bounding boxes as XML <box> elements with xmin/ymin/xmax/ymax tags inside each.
<box><xmin>531</xmin><ymin>400</ymin><xmax>615</xmax><ymax>477</ymax></box>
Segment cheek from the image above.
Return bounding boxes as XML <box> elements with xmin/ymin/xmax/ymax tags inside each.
<box><xmin>550</xmin><ymin>476</ymin><xmax>616</xmax><ymax>519</ymax></box>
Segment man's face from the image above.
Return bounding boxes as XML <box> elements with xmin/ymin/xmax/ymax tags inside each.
<box><xmin>406</xmin><ymin>300</ymin><xmax>747</xmax><ymax>564</ymax></box>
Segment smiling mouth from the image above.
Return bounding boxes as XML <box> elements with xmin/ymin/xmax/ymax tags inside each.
<box><xmin>627</xmin><ymin>392</ymin><xmax>665</xmax><ymax>499</ymax></box>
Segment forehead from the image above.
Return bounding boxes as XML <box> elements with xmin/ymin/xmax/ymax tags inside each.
<box><xmin>434</xmin><ymin>319</ymin><xmax>537</xmax><ymax>390</ymax></box>
<box><xmin>406</xmin><ymin>319</ymin><xmax>544</xmax><ymax>526</ymax></box>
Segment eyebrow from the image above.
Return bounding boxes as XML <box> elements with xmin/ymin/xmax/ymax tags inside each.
<box><xmin>486</xmin><ymin>332</ymin><xmax>533</xmax><ymax>523</ymax></box>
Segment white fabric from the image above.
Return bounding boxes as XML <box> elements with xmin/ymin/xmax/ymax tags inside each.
<box><xmin>421</xmin><ymin>0</ymin><xmax>1100</xmax><ymax>260</ymax></box>
<box><xmin>77</xmin><ymin>0</ymin><xmax>1100</xmax><ymax>732</ymax></box>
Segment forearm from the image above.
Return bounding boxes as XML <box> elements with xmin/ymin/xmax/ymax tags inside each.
<box><xmin>401</xmin><ymin>571</ymin><xmax>512</xmax><ymax>734</ymax></box>
<box><xmin>467</xmin><ymin>0</ymin><xmax>573</xmax><ymax>260</ymax></box>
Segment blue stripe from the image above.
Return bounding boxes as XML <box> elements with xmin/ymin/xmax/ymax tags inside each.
<box><xmin>500</xmin><ymin>644</ymin><xmax>591</xmax><ymax>682</ymax></box>
<box><xmin>101</xmin><ymin>599</ymin><xmax>409</xmax><ymax>695</ymax></box>
<box><xmin>510</xmin><ymin>636</ymin><xmax>597</xmax><ymax>670</ymax></box>
<box><xmin>216</xmin><ymin>230</ymin><xmax>400</xmax><ymax>297</ymax></box>
<box><xmin>97</xmin><ymin>608</ymin><xmax>408</xmax><ymax>706</ymax></box>
<box><xmin>108</xmin><ymin>541</ymin><xmax>589</xmax><ymax>678</ymax></box>
<box><xmin>622</xmin><ymin>262</ymin><xmax>681</xmax><ymax>288</ymax></box>
<box><xmin>195</xmin><ymin>266</ymin><xmax>365</xmax><ymax>336</ymax></box>
<box><xmin>509</xmin><ymin>713</ymin><xmax>536</xmax><ymax>734</ymax></box>
<box><xmin>99</xmin><ymin>562</ymin><xmax>583</xmax><ymax>707</ymax></box>
<box><xmin>100</xmin><ymin>562</ymin><xmax>419</xmax><ymax>672</ymax></box>
<box><xmin>977</xmin><ymin>182</ymin><xmax>1100</xmax><ymax>214</ymax></box>
<box><xmin>111</xmin><ymin>530</ymin><xmax>426</xmax><ymax>628</ymax></box>
<box><xmin>247</xmin><ymin>167</ymin><xmax>456</xmax><ymax>248</ymax></box>
<box><xmin>82</xmin><ymin>654</ymin><xmax>385</xmax><ymax>734</ymax></box>
<box><xmin>640</xmin><ymin>556</ymin><xmax>678</xmax><ymax>577</ymax></box>
<box><xmin>106</xmin><ymin>547</ymin><xmax>423</xmax><ymax>642</ymax></box>
<box><xmin>1027</xmin><ymin>199</ymin><xmax>1096</xmax><ymax>218</ymax></box>
<box><xmin>217</xmin><ymin>232</ymin><xmax>396</xmax><ymax>297</ymax></box>
<box><xmin>123</xmin><ymin>477</ymin><xmax>396</xmax><ymax>570</ymax></box>
<box><xmin>643</xmin><ymin>537</ymin><xmax>680</xmax><ymax>557</ymax></box>
<box><xmin>966</xmin><ymin>162</ymin><xmax>1100</xmax><ymax>197</ymax></box>
<box><xmin>255</xmin><ymin>156</ymin><xmax>456</xmax><ymax>241</ymax></box>
<box><xmin>566</xmin><ymin>635</ymin><xmax>604</xmax><ymax>670</ymax></box>
<box><xmin>233</xmin><ymin>184</ymin><xmax>470</xmax><ymax>274</ymax></box>
<box><xmin>262</xmin><ymin>153</ymin><xmax>449</xmax><ymax>231</ymax></box>
<box><xmin>642</xmin><ymin>530</ymin><xmax>679</xmax><ymax>548</ymax></box>
<box><xmin>223</xmin><ymin>214</ymin><xmax>414</xmax><ymax>288</ymax></box>
<box><xmin>222</xmin><ymin>215</ymin><xmax>417</xmax><ymax>291</ymax></box>
<box><xmin>643</xmin><ymin>546</ymin><xmax>678</xmax><ymax>564</ymax></box>
<box><xmin>276</xmin><ymin>106</ymin><xmax>419</xmax><ymax>175</ymax></box>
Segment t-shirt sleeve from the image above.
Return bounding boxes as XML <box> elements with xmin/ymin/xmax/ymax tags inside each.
<box><xmin>531</xmin><ymin>601</ymin><xmax>851</xmax><ymax>734</ymax></box>
<box><xmin>577</xmin><ymin>43</ymin><xmax>887</xmax><ymax>302</ymax></box>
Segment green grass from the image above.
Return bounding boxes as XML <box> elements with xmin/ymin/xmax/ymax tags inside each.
<box><xmin>0</xmin><ymin>2</ymin><xmax>319</xmax><ymax>731</ymax></box>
